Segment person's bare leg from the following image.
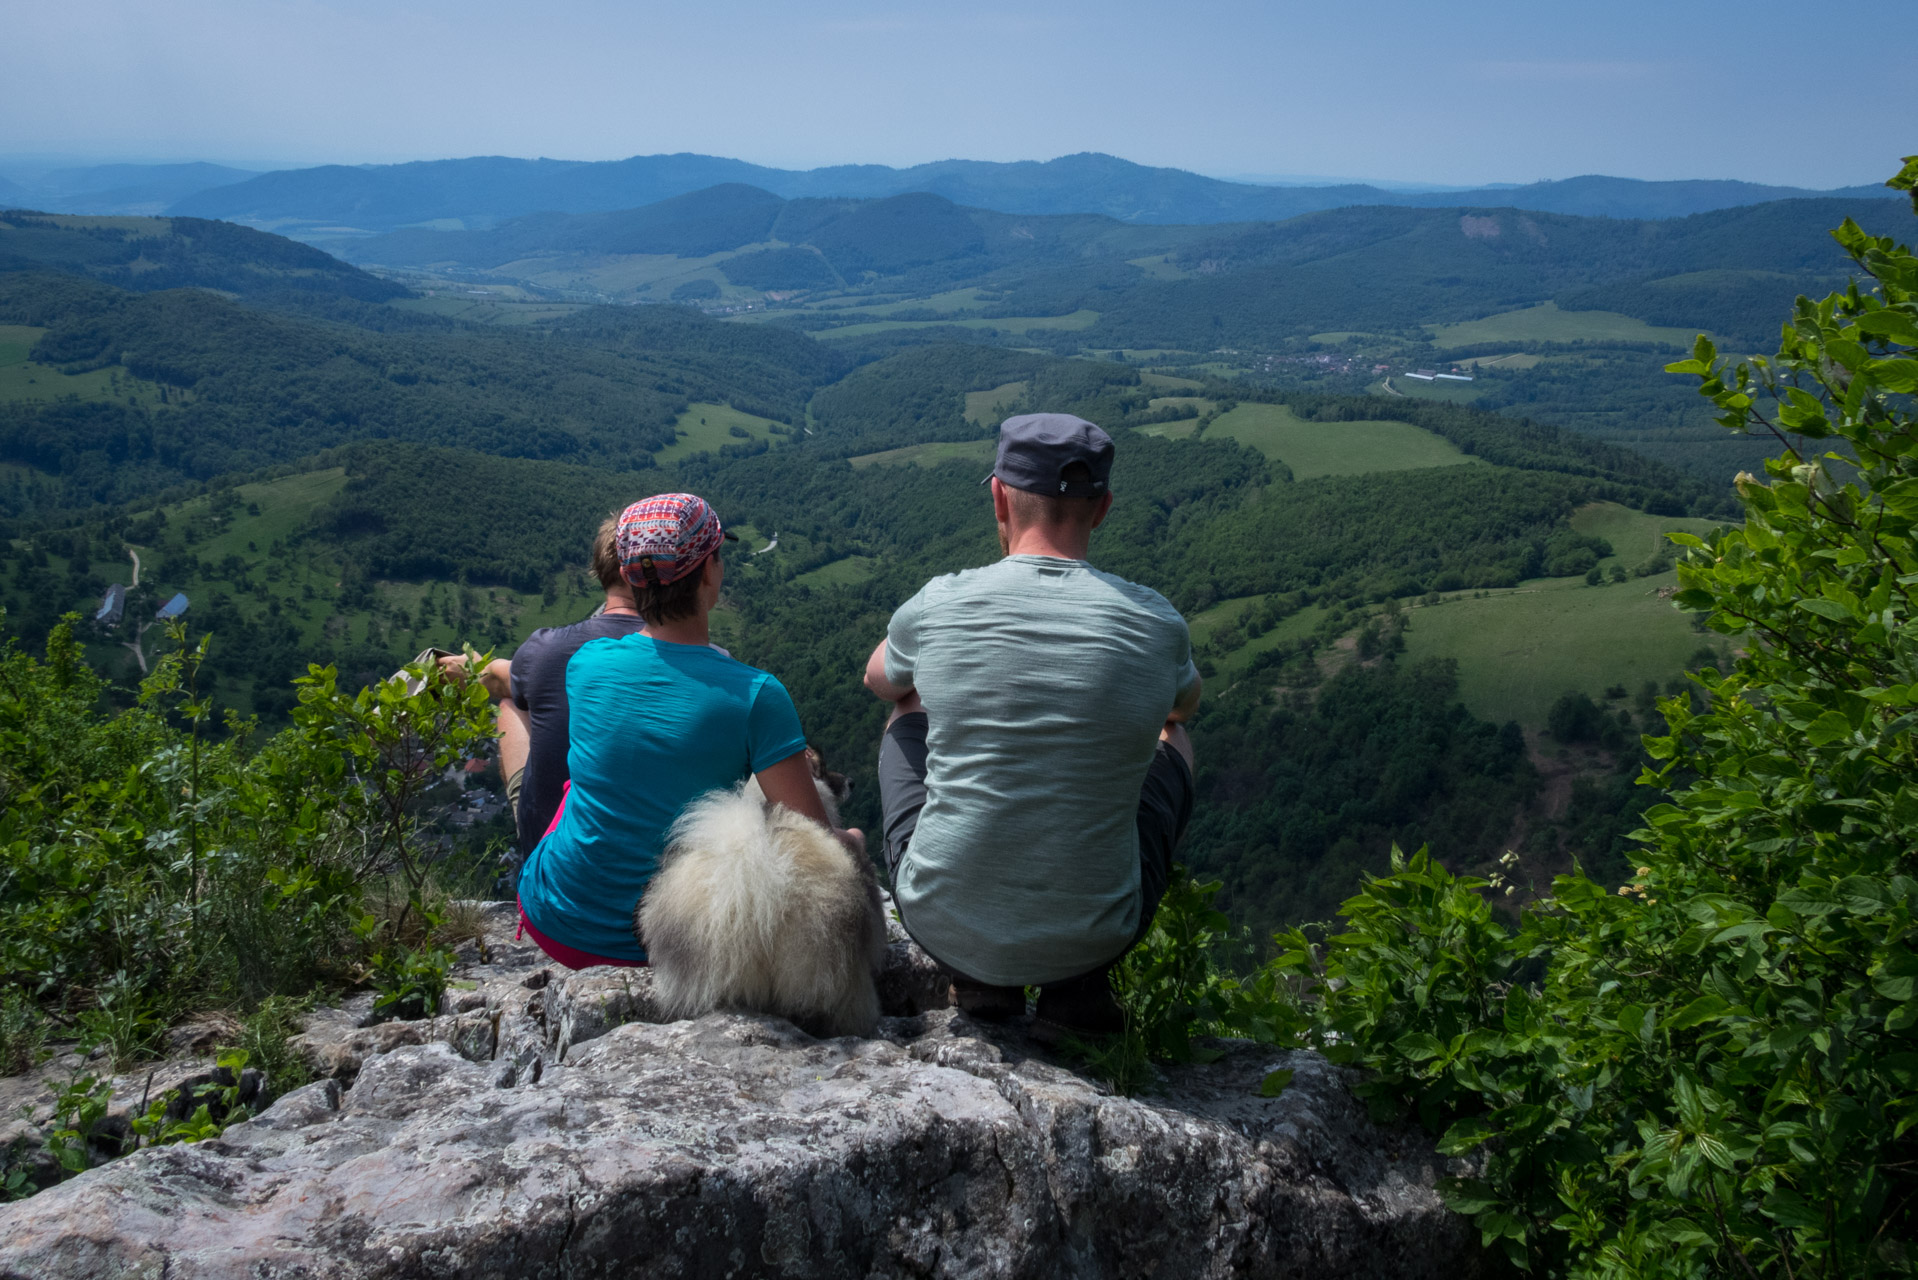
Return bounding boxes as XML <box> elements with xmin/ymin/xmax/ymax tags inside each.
<box><xmin>497</xmin><ymin>698</ymin><xmax>531</xmax><ymax>781</ymax></box>
<box><xmin>1160</xmin><ymin>719</ymin><xmax>1194</xmax><ymax>775</ymax></box>
<box><xmin>885</xmin><ymin>689</ymin><xmax>925</xmax><ymax>728</ymax></box>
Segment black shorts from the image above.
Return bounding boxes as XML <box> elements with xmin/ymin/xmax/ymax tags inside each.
<box><xmin>876</xmin><ymin>711</ymin><xmax>1194</xmax><ymax>950</ymax></box>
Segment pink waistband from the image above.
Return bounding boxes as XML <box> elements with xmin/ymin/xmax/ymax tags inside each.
<box><xmin>516</xmin><ymin>901</ymin><xmax>645</xmax><ymax>971</ymax></box>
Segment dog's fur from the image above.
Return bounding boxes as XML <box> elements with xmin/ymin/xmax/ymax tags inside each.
<box><xmin>636</xmin><ymin>749</ymin><xmax>888</xmax><ymax>1038</ymax></box>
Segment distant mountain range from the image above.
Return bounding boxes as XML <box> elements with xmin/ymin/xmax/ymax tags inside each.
<box><xmin>0</xmin><ymin>163</ymin><xmax>261</xmax><ymax>217</ymax></box>
<box><xmin>7</xmin><ymin>152</ymin><xmax>1874</xmax><ymax>238</ymax></box>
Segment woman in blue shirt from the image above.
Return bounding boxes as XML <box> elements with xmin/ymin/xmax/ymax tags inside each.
<box><xmin>515</xmin><ymin>493</ymin><xmax>860</xmax><ymax>968</ymax></box>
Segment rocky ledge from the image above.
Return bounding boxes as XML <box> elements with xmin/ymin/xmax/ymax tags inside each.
<box><xmin>0</xmin><ymin>904</ymin><xmax>1483</xmax><ymax>1279</ymax></box>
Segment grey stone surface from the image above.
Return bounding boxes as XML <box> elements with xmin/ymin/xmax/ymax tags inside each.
<box><xmin>0</xmin><ymin>904</ymin><xmax>1484</xmax><ymax>1279</ymax></box>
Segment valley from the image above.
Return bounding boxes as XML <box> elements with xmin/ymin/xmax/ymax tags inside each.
<box><xmin>0</xmin><ymin>175</ymin><xmax>1903</xmax><ymax>934</ymax></box>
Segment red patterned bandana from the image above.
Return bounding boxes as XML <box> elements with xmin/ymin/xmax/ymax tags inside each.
<box><xmin>615</xmin><ymin>493</ymin><xmax>732</xmax><ymax>586</ymax></box>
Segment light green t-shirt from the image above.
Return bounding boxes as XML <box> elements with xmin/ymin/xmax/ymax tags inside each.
<box><xmin>885</xmin><ymin>555</ymin><xmax>1199</xmax><ymax>986</ymax></box>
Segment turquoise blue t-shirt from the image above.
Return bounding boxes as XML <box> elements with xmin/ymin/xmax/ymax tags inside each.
<box><xmin>517</xmin><ymin>633</ymin><xmax>809</xmax><ymax>962</ymax></box>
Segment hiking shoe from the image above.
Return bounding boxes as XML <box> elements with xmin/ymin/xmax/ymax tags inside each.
<box><xmin>1032</xmin><ymin>971</ymin><xmax>1124</xmax><ymax>1043</ymax></box>
<box><xmin>951</xmin><ymin>976</ymin><xmax>1025</xmax><ymax>1022</ymax></box>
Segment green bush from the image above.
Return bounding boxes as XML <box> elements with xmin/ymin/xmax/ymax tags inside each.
<box><xmin>0</xmin><ymin>618</ymin><xmax>495</xmax><ymax>1191</ymax></box>
<box><xmin>1267</xmin><ymin>162</ymin><xmax>1918</xmax><ymax>1278</ymax></box>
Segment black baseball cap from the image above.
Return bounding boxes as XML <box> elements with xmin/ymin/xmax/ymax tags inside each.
<box><xmin>982</xmin><ymin>413</ymin><xmax>1115</xmax><ymax>498</ymax></box>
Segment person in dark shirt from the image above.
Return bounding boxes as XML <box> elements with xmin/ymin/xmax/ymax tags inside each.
<box><xmin>441</xmin><ymin>513</ymin><xmax>648</xmax><ymax>856</ymax></box>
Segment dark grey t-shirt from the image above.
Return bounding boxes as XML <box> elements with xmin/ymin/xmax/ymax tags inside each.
<box><xmin>509</xmin><ymin>613</ymin><xmax>645</xmax><ymax>851</ymax></box>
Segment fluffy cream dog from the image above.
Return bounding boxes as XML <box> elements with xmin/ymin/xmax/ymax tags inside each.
<box><xmin>636</xmin><ymin>752</ymin><xmax>888</xmax><ymax>1038</ymax></box>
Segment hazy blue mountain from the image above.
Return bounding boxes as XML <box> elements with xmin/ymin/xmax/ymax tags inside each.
<box><xmin>9</xmin><ymin>163</ymin><xmax>260</xmax><ymax>216</ymax></box>
<box><xmin>0</xmin><ymin>211</ymin><xmax>404</xmax><ymax>301</ymax></box>
<box><xmin>172</xmin><ymin>151</ymin><xmax>1900</xmax><ymax>236</ymax></box>
<box><xmin>336</xmin><ymin>185</ymin><xmax>1192</xmax><ymax>282</ymax></box>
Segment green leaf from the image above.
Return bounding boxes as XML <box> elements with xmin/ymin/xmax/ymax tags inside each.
<box><xmin>1396</xmin><ymin>1032</ymin><xmax>1444</xmax><ymax>1062</ymax></box>
<box><xmin>1838</xmin><ymin>876</ymin><xmax>1893</xmax><ymax>914</ymax></box>
<box><xmin>1796</xmin><ymin>597</ymin><xmax>1855</xmax><ymax>621</ymax></box>
<box><xmin>1763</xmin><ymin>1187</ymin><xmax>1825</xmax><ymax>1231</ymax></box>
<box><xmin>1667</xmin><ymin>994</ymin><xmax>1732</xmax><ymax>1031</ymax></box>
<box><xmin>1258</xmin><ymin>1069</ymin><xmax>1293</xmax><ymax>1098</ymax></box>
<box><xmin>1438</xmin><ymin>1116</ymin><xmax>1498</xmax><ymax>1155</ymax></box>
<box><xmin>1868</xmin><ymin>358</ymin><xmax>1918</xmax><ymax>392</ymax></box>
<box><xmin>1856</xmin><ymin>310</ymin><xmax>1918</xmax><ymax>345</ymax></box>
<box><xmin>1437</xmin><ymin>1177</ymin><xmax>1500</xmax><ymax>1215</ymax></box>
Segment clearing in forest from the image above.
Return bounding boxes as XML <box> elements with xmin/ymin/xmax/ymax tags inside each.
<box><xmin>848</xmin><ymin>439</ymin><xmax>995</xmax><ymax>470</ymax></box>
<box><xmin>793</xmin><ymin>556</ymin><xmax>880</xmax><ymax>589</ymax></box>
<box><xmin>1427</xmin><ymin>302</ymin><xmax>1703</xmax><ymax>350</ymax></box>
<box><xmin>811</xmin><ymin>310</ymin><xmax>1100</xmax><ymax>341</ymax></box>
<box><xmin>1205</xmin><ymin>404</ymin><xmax>1476</xmax><ymax>479</ymax></box>
<box><xmin>0</xmin><ymin>324</ymin><xmax>183</xmax><ymax>408</ymax></box>
<box><xmin>1400</xmin><ymin>578</ymin><xmax>1715</xmax><ymax>729</ymax></box>
<box><xmin>964</xmin><ymin>381</ymin><xmax>1028</xmax><ymax>426</ymax></box>
<box><xmin>1399</xmin><ymin>503</ymin><xmax>1733</xmax><ymax>727</ymax></box>
<box><xmin>656</xmin><ymin>404</ymin><xmax>785</xmax><ymax>464</ymax></box>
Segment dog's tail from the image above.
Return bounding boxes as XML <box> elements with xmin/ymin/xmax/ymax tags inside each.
<box><xmin>639</xmin><ymin>785</ymin><xmax>884</xmax><ymax>1036</ymax></box>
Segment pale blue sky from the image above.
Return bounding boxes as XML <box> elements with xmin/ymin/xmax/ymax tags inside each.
<box><xmin>1</xmin><ymin>0</ymin><xmax>1905</xmax><ymax>188</ymax></box>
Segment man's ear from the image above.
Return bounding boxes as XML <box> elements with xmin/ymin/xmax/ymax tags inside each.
<box><xmin>1089</xmin><ymin>490</ymin><xmax>1114</xmax><ymax>531</ymax></box>
<box><xmin>990</xmin><ymin>476</ymin><xmax>1012</xmax><ymax>525</ymax></box>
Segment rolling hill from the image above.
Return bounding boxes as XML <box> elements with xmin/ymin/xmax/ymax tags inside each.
<box><xmin>0</xmin><ymin>163</ymin><xmax>261</xmax><ymax>217</ymax></box>
<box><xmin>0</xmin><ymin>210</ymin><xmax>404</xmax><ymax>301</ymax></box>
<box><xmin>168</xmin><ymin>150</ymin><xmax>1901</xmax><ymax>238</ymax></box>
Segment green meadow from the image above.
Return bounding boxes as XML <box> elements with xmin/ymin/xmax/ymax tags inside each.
<box><xmin>1427</xmin><ymin>302</ymin><xmax>1704</xmax><ymax>350</ymax></box>
<box><xmin>1135</xmin><ymin>419</ymin><xmax>1201</xmax><ymax>440</ymax></box>
<box><xmin>1204</xmin><ymin>403</ymin><xmax>1477</xmax><ymax>479</ymax></box>
<box><xmin>793</xmin><ymin>556</ymin><xmax>881</xmax><ymax>589</ymax></box>
<box><xmin>655</xmin><ymin>402</ymin><xmax>786</xmax><ymax>464</ymax></box>
<box><xmin>1396</xmin><ymin>504</ymin><xmax>1733</xmax><ymax>727</ymax></box>
<box><xmin>964</xmin><ymin>380</ymin><xmax>1028</xmax><ymax>426</ymax></box>
<box><xmin>0</xmin><ymin>324</ymin><xmax>184</xmax><ymax>408</ymax></box>
<box><xmin>848</xmin><ymin>439</ymin><xmax>995</xmax><ymax>470</ymax></box>
<box><xmin>1186</xmin><ymin>598</ymin><xmax>1332</xmax><ymax>681</ymax></box>
<box><xmin>810</xmin><ymin>310</ymin><xmax>1101</xmax><ymax>341</ymax></box>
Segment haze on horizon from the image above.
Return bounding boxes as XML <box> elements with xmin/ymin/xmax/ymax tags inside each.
<box><xmin>1</xmin><ymin>0</ymin><xmax>1906</xmax><ymax>191</ymax></box>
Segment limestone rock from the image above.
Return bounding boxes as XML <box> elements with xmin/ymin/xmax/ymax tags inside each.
<box><xmin>0</xmin><ymin>905</ymin><xmax>1486</xmax><ymax>1278</ymax></box>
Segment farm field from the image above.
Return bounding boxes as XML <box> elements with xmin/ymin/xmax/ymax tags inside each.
<box><xmin>793</xmin><ymin>555</ymin><xmax>880</xmax><ymax>589</ymax></box>
<box><xmin>848</xmin><ymin>439</ymin><xmax>995</xmax><ymax>470</ymax></box>
<box><xmin>1427</xmin><ymin>302</ymin><xmax>1704</xmax><ymax>350</ymax></box>
<box><xmin>0</xmin><ymin>324</ymin><xmax>183</xmax><ymax>407</ymax></box>
<box><xmin>964</xmin><ymin>380</ymin><xmax>1028</xmax><ymax>425</ymax></box>
<box><xmin>1138</xmin><ymin>372</ymin><xmax>1204</xmax><ymax>391</ymax></box>
<box><xmin>812</xmin><ymin>287</ymin><xmax>990</xmax><ymax>319</ymax></box>
<box><xmin>655</xmin><ymin>403</ymin><xmax>786</xmax><ymax>464</ymax></box>
<box><xmin>808</xmin><ymin>310</ymin><xmax>1101</xmax><ymax>341</ymax></box>
<box><xmin>1383</xmin><ymin>376</ymin><xmax>1483</xmax><ymax>404</ymax></box>
<box><xmin>1395</xmin><ymin>504</ymin><xmax>1732</xmax><ymax>727</ymax></box>
<box><xmin>1186</xmin><ymin>598</ymin><xmax>1331</xmax><ymax>681</ymax></box>
<box><xmin>1204</xmin><ymin>403</ymin><xmax>1477</xmax><ymax>478</ymax></box>
<box><xmin>1400</xmin><ymin>576</ymin><xmax>1712</xmax><ymax>728</ymax></box>
<box><xmin>1569</xmin><ymin>500</ymin><xmax>1728</xmax><ymax>569</ymax></box>
<box><xmin>1135</xmin><ymin>418</ymin><xmax>1201</xmax><ymax>439</ymax></box>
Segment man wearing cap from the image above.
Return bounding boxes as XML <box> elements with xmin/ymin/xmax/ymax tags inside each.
<box><xmin>862</xmin><ymin>414</ymin><xmax>1201</xmax><ymax>1037</ymax></box>
<box><xmin>514</xmin><ymin>493</ymin><xmax>858</xmax><ymax>970</ymax></box>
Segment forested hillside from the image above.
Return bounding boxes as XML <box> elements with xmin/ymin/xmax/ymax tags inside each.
<box><xmin>0</xmin><ymin>211</ymin><xmax>401</xmax><ymax>300</ymax></box>
<box><xmin>3</xmin><ymin>189</ymin><xmax>1871</xmax><ymax>930</ymax></box>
